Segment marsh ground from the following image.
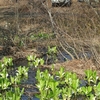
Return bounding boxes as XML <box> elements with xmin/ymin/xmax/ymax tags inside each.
<box><xmin>0</xmin><ymin>0</ymin><xmax>100</xmax><ymax>99</ymax></box>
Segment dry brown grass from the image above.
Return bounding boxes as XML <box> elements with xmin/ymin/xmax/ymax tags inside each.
<box><xmin>0</xmin><ymin>0</ymin><xmax>100</xmax><ymax>67</ymax></box>
<box><xmin>44</xmin><ymin>59</ymin><xmax>97</xmax><ymax>78</ymax></box>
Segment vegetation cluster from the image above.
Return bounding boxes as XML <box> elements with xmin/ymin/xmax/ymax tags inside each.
<box><xmin>0</xmin><ymin>56</ymin><xmax>100</xmax><ymax>100</ymax></box>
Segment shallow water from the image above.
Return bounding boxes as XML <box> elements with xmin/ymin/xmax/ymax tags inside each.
<box><xmin>21</xmin><ymin>95</ymin><xmax>39</xmax><ymax>100</ymax></box>
<box><xmin>20</xmin><ymin>68</ymin><xmax>38</xmax><ymax>100</ymax></box>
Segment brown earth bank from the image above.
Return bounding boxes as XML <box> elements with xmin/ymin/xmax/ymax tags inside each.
<box><xmin>44</xmin><ymin>59</ymin><xmax>100</xmax><ymax>79</ymax></box>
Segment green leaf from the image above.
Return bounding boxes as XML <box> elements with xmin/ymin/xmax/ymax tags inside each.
<box><xmin>71</xmin><ymin>79</ymin><xmax>79</xmax><ymax>90</ymax></box>
<box><xmin>81</xmin><ymin>86</ymin><xmax>92</xmax><ymax>96</ymax></box>
<box><xmin>94</xmin><ymin>82</ymin><xmax>100</xmax><ymax>97</ymax></box>
<box><xmin>39</xmin><ymin>58</ymin><xmax>44</xmax><ymax>66</ymax></box>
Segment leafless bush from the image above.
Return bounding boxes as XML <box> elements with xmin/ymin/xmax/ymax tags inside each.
<box><xmin>41</xmin><ymin>2</ymin><xmax>100</xmax><ymax>67</ymax></box>
<box><xmin>0</xmin><ymin>0</ymin><xmax>100</xmax><ymax>67</ymax></box>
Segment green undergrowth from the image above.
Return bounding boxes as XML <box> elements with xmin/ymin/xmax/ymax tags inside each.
<box><xmin>0</xmin><ymin>57</ymin><xmax>28</xmax><ymax>100</ymax></box>
<box><xmin>0</xmin><ymin>56</ymin><xmax>100</xmax><ymax>100</ymax></box>
<box><xmin>27</xmin><ymin>54</ymin><xmax>100</xmax><ymax>100</ymax></box>
<box><xmin>35</xmin><ymin>67</ymin><xmax>100</xmax><ymax>100</ymax></box>
<box><xmin>30</xmin><ymin>32</ymin><xmax>55</xmax><ymax>41</ymax></box>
